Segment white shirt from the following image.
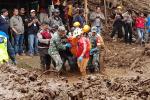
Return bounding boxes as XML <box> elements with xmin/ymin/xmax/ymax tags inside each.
<box><xmin>1</xmin><ymin>15</ymin><xmax>6</xmax><ymax>19</ymax></box>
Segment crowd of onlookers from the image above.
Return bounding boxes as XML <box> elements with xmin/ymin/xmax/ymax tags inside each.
<box><xmin>110</xmin><ymin>7</ymin><xmax>150</xmax><ymax>45</ymax></box>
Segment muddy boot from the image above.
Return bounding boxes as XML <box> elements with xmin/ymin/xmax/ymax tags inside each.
<box><xmin>81</xmin><ymin>71</ymin><xmax>86</xmax><ymax>76</ymax></box>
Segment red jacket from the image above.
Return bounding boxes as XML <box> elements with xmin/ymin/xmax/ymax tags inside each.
<box><xmin>77</xmin><ymin>37</ymin><xmax>90</xmax><ymax>58</ymax></box>
<box><xmin>135</xmin><ymin>17</ymin><xmax>145</xmax><ymax>28</ymax></box>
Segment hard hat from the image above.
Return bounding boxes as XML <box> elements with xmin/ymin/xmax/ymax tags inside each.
<box><xmin>73</xmin><ymin>28</ymin><xmax>82</xmax><ymax>38</ymax></box>
<box><xmin>73</xmin><ymin>22</ymin><xmax>80</xmax><ymax>27</ymax></box>
<box><xmin>91</xmin><ymin>26</ymin><xmax>97</xmax><ymax>33</ymax></box>
<box><xmin>83</xmin><ymin>25</ymin><xmax>90</xmax><ymax>33</ymax></box>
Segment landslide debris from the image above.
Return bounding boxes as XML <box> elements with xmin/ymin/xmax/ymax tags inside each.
<box><xmin>0</xmin><ymin>63</ymin><xmax>150</xmax><ymax>100</ymax></box>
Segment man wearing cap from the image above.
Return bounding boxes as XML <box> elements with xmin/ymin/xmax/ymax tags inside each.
<box><xmin>10</xmin><ymin>8</ymin><xmax>24</xmax><ymax>56</ymax></box>
<box><xmin>49</xmin><ymin>9</ymin><xmax>64</xmax><ymax>27</ymax></box>
<box><xmin>27</xmin><ymin>9</ymin><xmax>41</xmax><ymax>56</ymax></box>
<box><xmin>48</xmin><ymin>26</ymin><xmax>71</xmax><ymax>72</ymax></box>
<box><xmin>88</xmin><ymin>26</ymin><xmax>104</xmax><ymax>73</ymax></box>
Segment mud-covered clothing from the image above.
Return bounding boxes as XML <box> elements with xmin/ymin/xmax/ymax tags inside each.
<box><xmin>76</xmin><ymin>37</ymin><xmax>90</xmax><ymax>75</ymax></box>
<box><xmin>49</xmin><ymin>16</ymin><xmax>63</xmax><ymax>27</ymax></box>
<box><xmin>48</xmin><ymin>32</ymin><xmax>67</xmax><ymax>71</ymax></box>
<box><xmin>48</xmin><ymin>32</ymin><xmax>66</xmax><ymax>55</ymax></box>
<box><xmin>77</xmin><ymin>58</ymin><xmax>89</xmax><ymax>76</ymax></box>
<box><xmin>88</xmin><ymin>34</ymin><xmax>101</xmax><ymax>72</ymax></box>
<box><xmin>58</xmin><ymin>35</ymin><xmax>77</xmax><ymax>71</ymax></box>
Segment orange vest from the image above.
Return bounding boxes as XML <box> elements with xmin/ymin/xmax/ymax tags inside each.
<box><xmin>68</xmin><ymin>36</ymin><xmax>78</xmax><ymax>56</ymax></box>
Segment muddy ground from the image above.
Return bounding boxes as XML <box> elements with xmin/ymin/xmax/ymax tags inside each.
<box><xmin>0</xmin><ymin>39</ymin><xmax>150</xmax><ymax>100</ymax></box>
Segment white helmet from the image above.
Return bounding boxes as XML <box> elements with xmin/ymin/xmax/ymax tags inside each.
<box><xmin>73</xmin><ymin>28</ymin><xmax>82</xmax><ymax>38</ymax></box>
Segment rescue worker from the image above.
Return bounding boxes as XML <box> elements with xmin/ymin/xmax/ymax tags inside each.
<box><xmin>68</xmin><ymin>22</ymin><xmax>82</xmax><ymax>56</ymax></box>
<box><xmin>37</xmin><ymin>22</ymin><xmax>53</xmax><ymax>71</ymax></box>
<box><xmin>48</xmin><ymin>26</ymin><xmax>71</xmax><ymax>73</ymax></box>
<box><xmin>74</xmin><ymin>25</ymin><xmax>91</xmax><ymax>76</ymax></box>
<box><xmin>88</xmin><ymin>26</ymin><xmax>105</xmax><ymax>73</ymax></box>
<box><xmin>0</xmin><ymin>31</ymin><xmax>9</xmax><ymax>64</ymax></box>
<box><xmin>49</xmin><ymin>9</ymin><xmax>64</xmax><ymax>27</ymax></box>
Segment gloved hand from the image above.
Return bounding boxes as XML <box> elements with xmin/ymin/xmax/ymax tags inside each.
<box><xmin>78</xmin><ymin>56</ymin><xmax>83</xmax><ymax>62</ymax></box>
<box><xmin>65</xmin><ymin>43</ymin><xmax>71</xmax><ymax>48</ymax></box>
<box><xmin>90</xmin><ymin>48</ymin><xmax>98</xmax><ymax>55</ymax></box>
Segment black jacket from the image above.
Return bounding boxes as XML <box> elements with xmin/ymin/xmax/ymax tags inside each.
<box><xmin>0</xmin><ymin>15</ymin><xmax>9</xmax><ymax>34</ymax></box>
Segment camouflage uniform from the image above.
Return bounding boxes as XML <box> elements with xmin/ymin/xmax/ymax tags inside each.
<box><xmin>49</xmin><ymin>16</ymin><xmax>64</xmax><ymax>27</ymax></box>
<box><xmin>88</xmin><ymin>33</ymin><xmax>100</xmax><ymax>73</ymax></box>
<box><xmin>48</xmin><ymin>32</ymin><xmax>66</xmax><ymax>72</ymax></box>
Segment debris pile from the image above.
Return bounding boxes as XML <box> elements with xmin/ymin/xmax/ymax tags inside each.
<box><xmin>68</xmin><ymin>75</ymin><xmax>150</xmax><ymax>100</ymax></box>
<box><xmin>0</xmin><ymin>64</ymin><xmax>69</xmax><ymax>100</ymax></box>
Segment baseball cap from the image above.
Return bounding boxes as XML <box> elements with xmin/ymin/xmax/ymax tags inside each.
<box><xmin>30</xmin><ymin>9</ymin><xmax>35</xmax><ymax>13</ymax></box>
<box><xmin>91</xmin><ymin>26</ymin><xmax>97</xmax><ymax>33</ymax></box>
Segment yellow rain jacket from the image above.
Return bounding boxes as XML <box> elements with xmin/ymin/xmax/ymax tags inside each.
<box><xmin>0</xmin><ymin>33</ymin><xmax>9</xmax><ymax>64</ymax></box>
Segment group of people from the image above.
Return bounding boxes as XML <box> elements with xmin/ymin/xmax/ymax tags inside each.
<box><xmin>37</xmin><ymin>21</ymin><xmax>105</xmax><ymax>75</ymax></box>
<box><xmin>111</xmin><ymin>7</ymin><xmax>150</xmax><ymax>45</ymax></box>
<box><xmin>0</xmin><ymin>1</ymin><xmax>106</xmax><ymax>76</ymax></box>
<box><xmin>1</xmin><ymin>1</ymin><xmax>150</xmax><ymax>76</ymax></box>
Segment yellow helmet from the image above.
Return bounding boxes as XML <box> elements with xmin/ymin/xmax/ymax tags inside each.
<box><xmin>73</xmin><ymin>22</ymin><xmax>80</xmax><ymax>27</ymax></box>
<box><xmin>83</xmin><ymin>25</ymin><xmax>90</xmax><ymax>33</ymax></box>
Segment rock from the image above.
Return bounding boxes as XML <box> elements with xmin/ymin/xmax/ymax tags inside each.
<box><xmin>19</xmin><ymin>87</ymin><xmax>29</xmax><ymax>93</ymax></box>
<box><xmin>29</xmin><ymin>73</ymin><xmax>38</xmax><ymax>81</ymax></box>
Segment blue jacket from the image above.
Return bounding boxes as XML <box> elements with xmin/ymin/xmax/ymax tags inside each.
<box><xmin>146</xmin><ymin>17</ymin><xmax>150</xmax><ymax>27</ymax></box>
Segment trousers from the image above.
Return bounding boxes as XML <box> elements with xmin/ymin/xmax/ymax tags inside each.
<box><xmin>77</xmin><ymin>58</ymin><xmax>89</xmax><ymax>76</ymax></box>
<box><xmin>50</xmin><ymin>54</ymin><xmax>63</xmax><ymax>72</ymax></box>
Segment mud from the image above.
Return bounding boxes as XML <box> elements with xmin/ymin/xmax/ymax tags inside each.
<box><xmin>0</xmin><ymin>38</ymin><xmax>150</xmax><ymax>100</ymax></box>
